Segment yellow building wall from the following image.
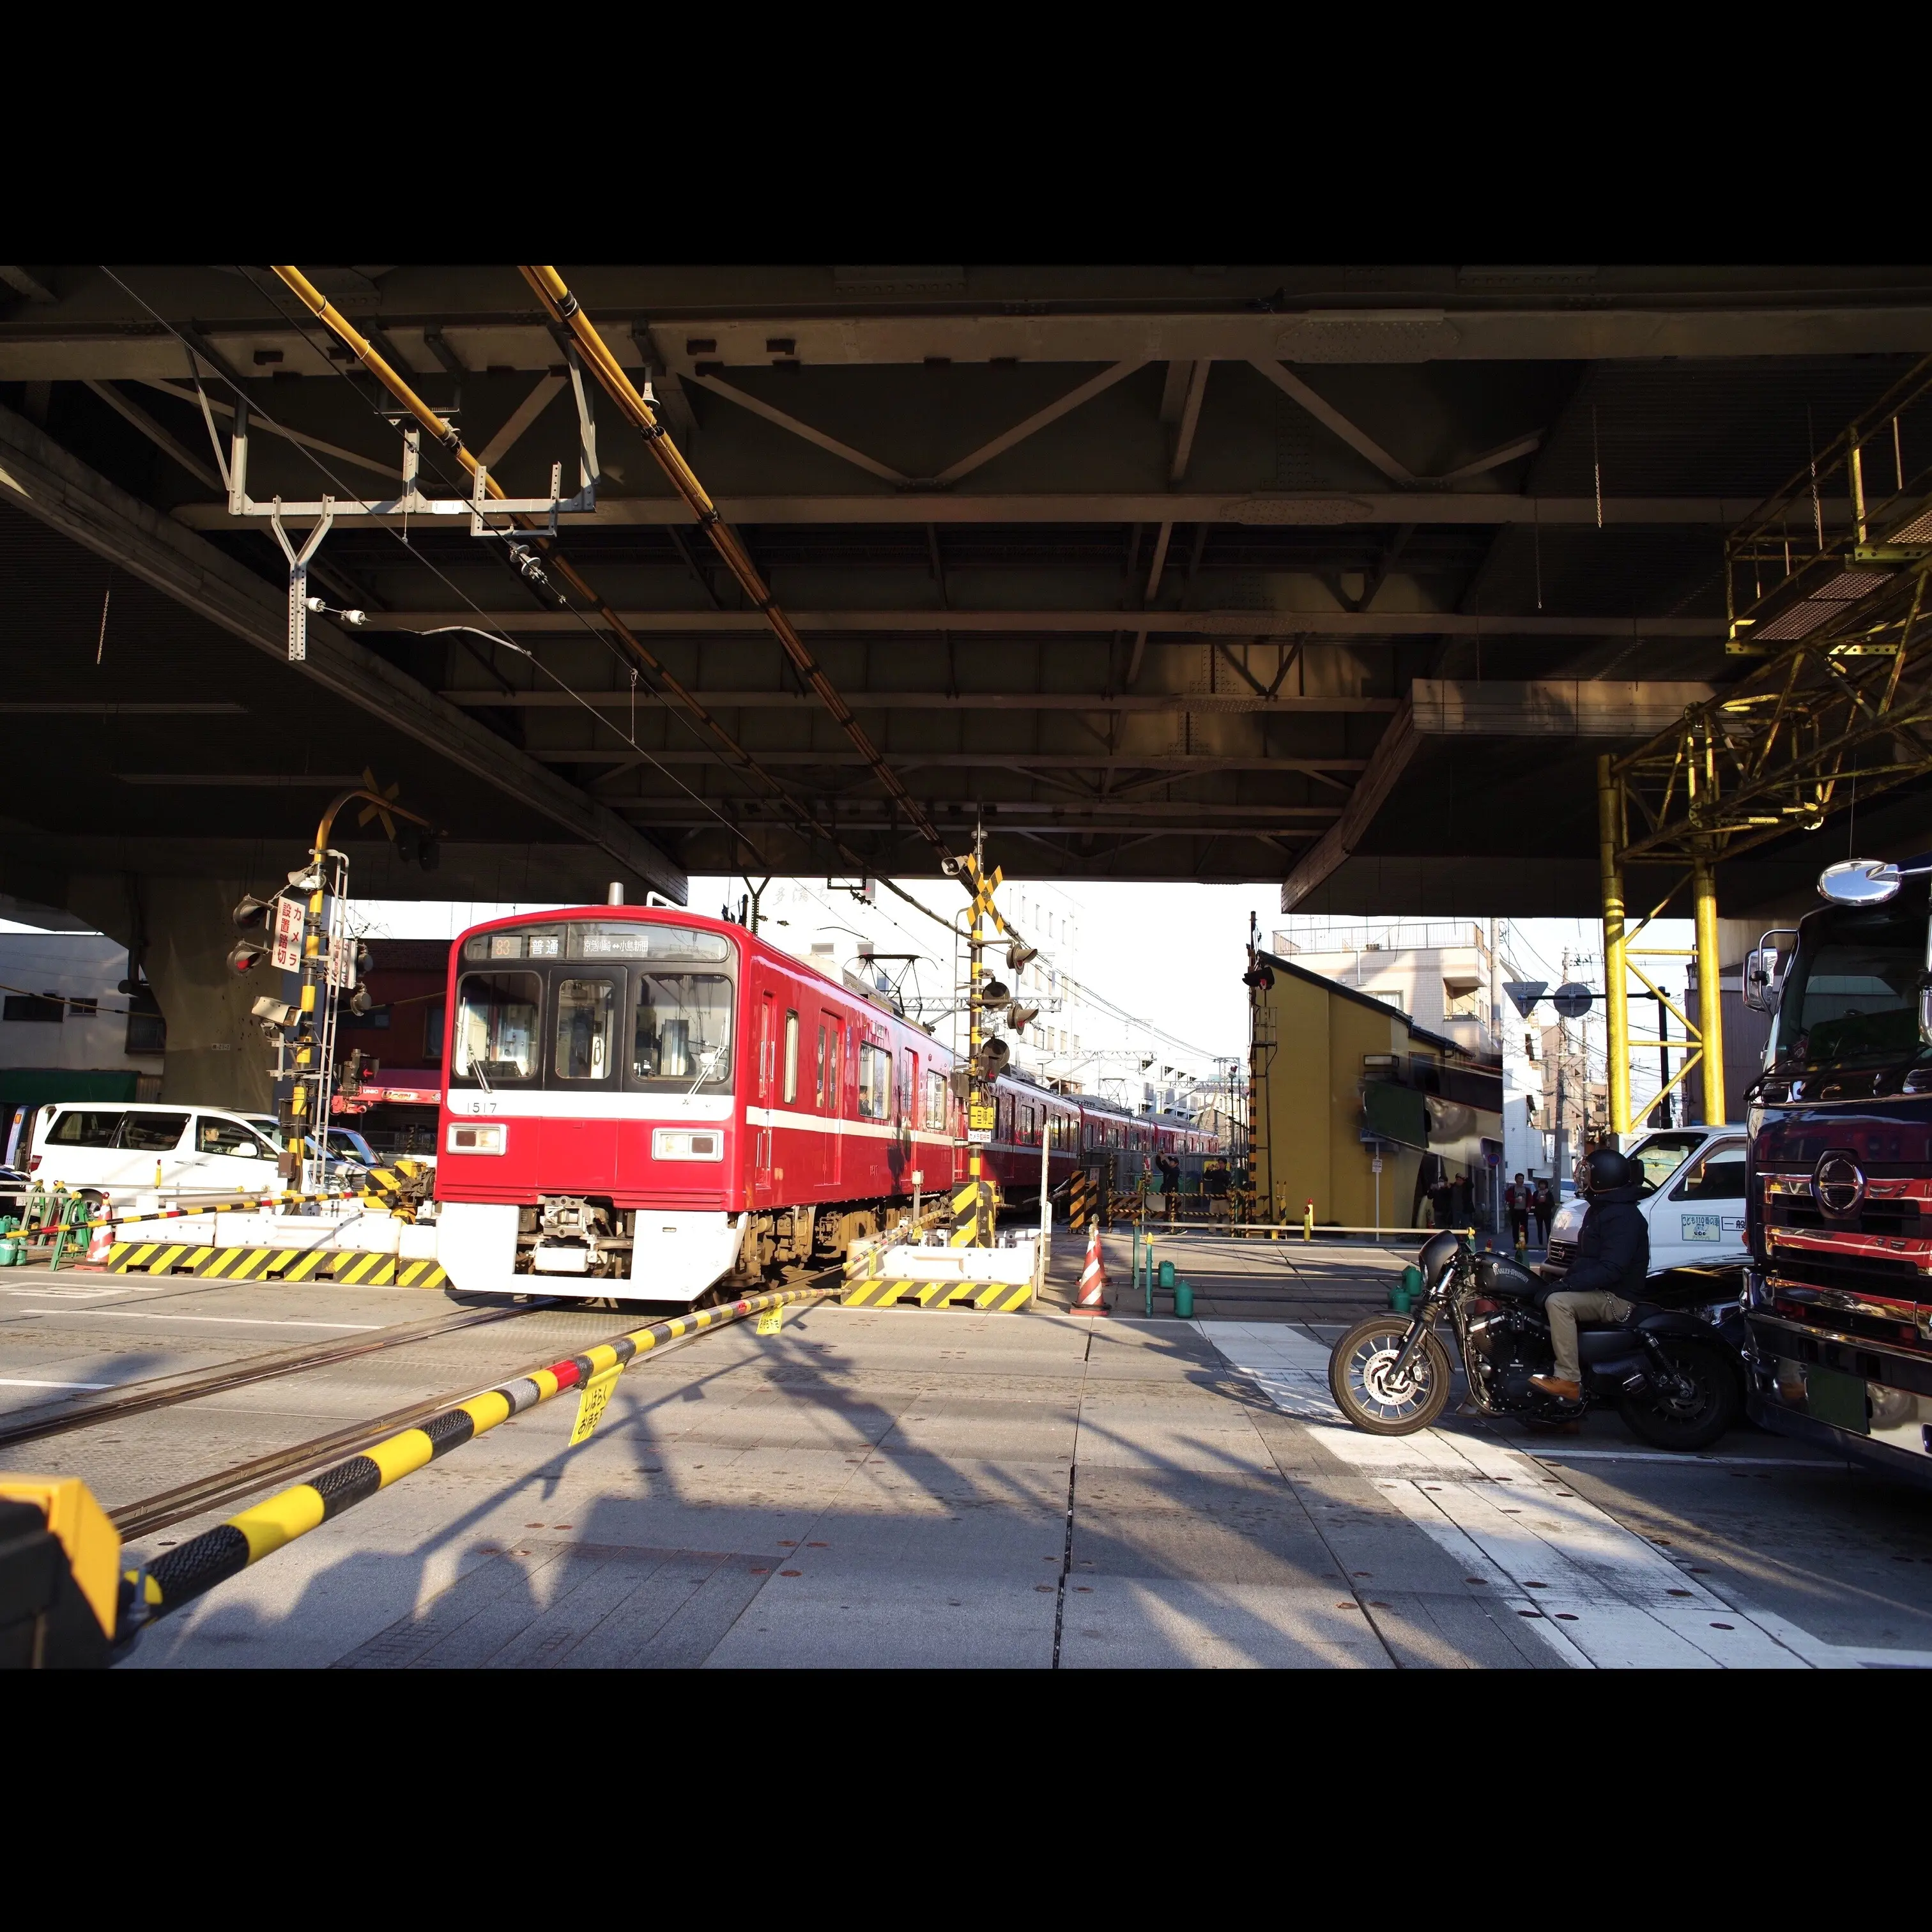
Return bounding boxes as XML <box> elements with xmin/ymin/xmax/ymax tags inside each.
<box><xmin>1256</xmin><ymin>970</ymin><xmax>1426</xmax><ymax>1230</ymax></box>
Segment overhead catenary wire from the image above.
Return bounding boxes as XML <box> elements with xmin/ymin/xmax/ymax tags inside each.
<box><xmin>266</xmin><ymin>266</ymin><xmax>967</xmax><ymax>900</ymax></box>
<box><xmin>102</xmin><ymin>266</ymin><xmax>779</xmax><ymax>872</ymax></box>
<box><xmin>514</xmin><ymin>266</ymin><xmax>956</xmax><ymax>870</ymax></box>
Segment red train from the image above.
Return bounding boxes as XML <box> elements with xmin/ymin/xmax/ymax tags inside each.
<box><xmin>434</xmin><ymin>904</ymin><xmax>1217</xmax><ymax>1304</ymax></box>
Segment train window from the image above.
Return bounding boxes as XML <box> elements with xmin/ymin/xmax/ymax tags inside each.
<box><xmin>553</xmin><ymin>979</ymin><xmax>617</xmax><ymax>1081</ymax></box>
<box><xmin>822</xmin><ymin>1014</ymin><xmax>841</xmax><ymax>1112</ymax></box>
<box><xmin>858</xmin><ymin>1041</ymin><xmax>891</xmax><ymax>1119</ymax></box>
<box><xmin>923</xmin><ymin>1069</ymin><xmax>946</xmax><ymax>1131</ymax></box>
<box><xmin>454</xmin><ymin>971</ymin><xmax>540</xmax><ymax>1084</ymax></box>
<box><xmin>783</xmin><ymin>1011</ymin><xmax>800</xmax><ymax>1104</ymax></box>
<box><xmin>631</xmin><ymin>972</ymin><xmax>734</xmax><ymax>1089</ymax></box>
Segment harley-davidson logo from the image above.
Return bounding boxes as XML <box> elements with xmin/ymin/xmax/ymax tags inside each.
<box><xmin>1813</xmin><ymin>1149</ymin><xmax>1867</xmax><ymax>1216</ymax></box>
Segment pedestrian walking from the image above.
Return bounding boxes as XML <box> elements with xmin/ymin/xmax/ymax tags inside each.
<box><xmin>1156</xmin><ymin>1149</ymin><xmax>1181</xmax><ymax>1224</ymax></box>
<box><xmin>1532</xmin><ymin>1176</ymin><xmax>1556</xmax><ymax>1246</ymax></box>
<box><xmin>1506</xmin><ymin>1172</ymin><xmax>1531</xmax><ymax>1252</ymax></box>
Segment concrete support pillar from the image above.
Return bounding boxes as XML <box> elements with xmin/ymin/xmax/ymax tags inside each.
<box><xmin>1596</xmin><ymin>754</ymin><xmax>1631</xmax><ymax>1143</ymax></box>
<box><xmin>69</xmin><ymin>874</ymin><xmax>273</xmax><ymax>1110</ymax></box>
<box><xmin>1692</xmin><ymin>855</ymin><xmax>1727</xmax><ymax>1126</ymax></box>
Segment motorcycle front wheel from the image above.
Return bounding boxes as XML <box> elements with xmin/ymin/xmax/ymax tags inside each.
<box><xmin>1616</xmin><ymin>1338</ymin><xmax>1740</xmax><ymax>1450</ymax></box>
<box><xmin>1328</xmin><ymin>1317</ymin><xmax>1453</xmax><ymax>1435</ymax></box>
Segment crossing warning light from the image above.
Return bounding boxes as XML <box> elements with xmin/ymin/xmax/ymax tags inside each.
<box><xmin>227</xmin><ymin>893</ymin><xmax>276</xmax><ymax>975</ymax></box>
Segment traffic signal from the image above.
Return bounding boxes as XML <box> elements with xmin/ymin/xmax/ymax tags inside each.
<box><xmin>976</xmin><ymin>1036</ymin><xmax>1011</xmax><ymax>1078</ymax></box>
<box><xmin>227</xmin><ymin>893</ymin><xmax>276</xmax><ymax>975</ymax></box>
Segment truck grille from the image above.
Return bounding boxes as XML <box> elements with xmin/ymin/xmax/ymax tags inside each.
<box><xmin>1766</xmin><ymin>1199</ymin><xmax>1922</xmax><ymax>1238</ymax></box>
<box><xmin>1768</xmin><ymin>1250</ymin><xmax>1924</xmax><ymax>1296</ymax></box>
<box><xmin>1545</xmin><ymin>1239</ymin><xmax>1574</xmax><ymax>1267</ymax></box>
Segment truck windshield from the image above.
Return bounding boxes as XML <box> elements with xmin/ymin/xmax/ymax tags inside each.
<box><xmin>1775</xmin><ymin>933</ymin><xmax>1926</xmax><ymax>1071</ymax></box>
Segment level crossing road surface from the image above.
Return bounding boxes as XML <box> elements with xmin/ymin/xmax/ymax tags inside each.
<box><xmin>3</xmin><ymin>1236</ymin><xmax>1931</xmax><ymax>1669</ymax></box>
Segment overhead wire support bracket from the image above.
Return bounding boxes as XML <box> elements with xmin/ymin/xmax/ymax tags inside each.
<box><xmin>266</xmin><ymin>496</ymin><xmax>335</xmax><ymax>662</ymax></box>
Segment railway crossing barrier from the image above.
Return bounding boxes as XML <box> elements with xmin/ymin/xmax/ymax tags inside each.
<box><xmin>841</xmin><ymin>1230</ymin><xmax>1038</xmax><ymax>1312</ymax></box>
<box><xmin>105</xmin><ymin>1280</ymin><xmax>838</xmax><ymax>1649</ymax></box>
<box><xmin>949</xmin><ymin>1174</ymin><xmax>997</xmax><ymax>1247</ymax></box>
<box><xmin>1066</xmin><ymin>1169</ymin><xmax>1094</xmax><ymax>1230</ymax></box>
<box><xmin>106</xmin><ymin>1240</ymin><xmax>448</xmax><ymax>1287</ymax></box>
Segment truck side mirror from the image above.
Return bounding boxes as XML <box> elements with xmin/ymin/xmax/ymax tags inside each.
<box><xmin>1741</xmin><ymin>930</ymin><xmax>1797</xmax><ymax>1014</ymax></box>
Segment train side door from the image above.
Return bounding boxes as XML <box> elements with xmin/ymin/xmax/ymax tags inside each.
<box><xmin>753</xmin><ymin>988</ymin><xmax>776</xmax><ymax>1206</ymax></box>
<box><xmin>819</xmin><ymin>1010</ymin><xmax>843</xmax><ymax>1191</ymax></box>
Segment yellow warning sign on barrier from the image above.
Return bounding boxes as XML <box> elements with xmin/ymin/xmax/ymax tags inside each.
<box><xmin>569</xmin><ymin>1365</ymin><xmax>624</xmax><ymax>1445</ymax></box>
<box><xmin>756</xmin><ymin>1302</ymin><xmax>785</xmax><ymax>1337</ymax></box>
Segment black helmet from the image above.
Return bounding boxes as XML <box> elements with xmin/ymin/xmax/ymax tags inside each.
<box><xmin>1580</xmin><ymin>1146</ymin><xmax>1637</xmax><ymax>1195</ymax></box>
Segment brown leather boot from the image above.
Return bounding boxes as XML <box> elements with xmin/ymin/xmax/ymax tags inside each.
<box><xmin>1529</xmin><ymin>1374</ymin><xmax>1582</xmax><ymax>1401</ymax></box>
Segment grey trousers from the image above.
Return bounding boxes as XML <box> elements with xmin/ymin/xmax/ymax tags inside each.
<box><xmin>1544</xmin><ymin>1288</ymin><xmax>1634</xmax><ymax>1384</ymax></box>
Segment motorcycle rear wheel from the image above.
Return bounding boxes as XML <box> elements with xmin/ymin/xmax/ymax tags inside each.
<box><xmin>1328</xmin><ymin>1317</ymin><xmax>1453</xmax><ymax>1435</ymax></box>
<box><xmin>1616</xmin><ymin>1338</ymin><xmax>1739</xmax><ymax>1450</ymax></box>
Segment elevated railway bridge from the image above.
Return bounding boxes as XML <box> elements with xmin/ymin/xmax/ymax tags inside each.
<box><xmin>3</xmin><ymin>264</ymin><xmax>1931</xmax><ymax>1119</ymax></box>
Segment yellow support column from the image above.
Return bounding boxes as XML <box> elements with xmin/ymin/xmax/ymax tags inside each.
<box><xmin>1597</xmin><ymin>754</ymin><xmax>1631</xmax><ymax>1141</ymax></box>
<box><xmin>1693</xmin><ymin>855</ymin><xmax>1727</xmax><ymax>1125</ymax></box>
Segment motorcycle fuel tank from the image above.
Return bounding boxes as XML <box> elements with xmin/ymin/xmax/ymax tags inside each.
<box><xmin>1475</xmin><ymin>1252</ymin><xmax>1540</xmax><ymax>1300</ymax></box>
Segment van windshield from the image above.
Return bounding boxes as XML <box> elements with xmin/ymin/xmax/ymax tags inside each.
<box><xmin>1627</xmin><ymin>1131</ymin><xmax>1705</xmax><ymax>1195</ymax></box>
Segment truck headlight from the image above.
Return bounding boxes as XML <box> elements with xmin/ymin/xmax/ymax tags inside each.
<box><xmin>653</xmin><ymin>1128</ymin><xmax>723</xmax><ymax>1161</ymax></box>
<box><xmin>447</xmin><ymin>1123</ymin><xmax>505</xmax><ymax>1154</ymax></box>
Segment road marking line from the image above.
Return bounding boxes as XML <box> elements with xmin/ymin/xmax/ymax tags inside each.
<box><xmin>1529</xmin><ymin>1449</ymin><xmax>1846</xmax><ymax>1469</ymax></box>
<box><xmin>1195</xmin><ymin>1317</ymin><xmax>1922</xmax><ymax>1672</ymax></box>
<box><xmin>0</xmin><ymin>1376</ymin><xmax>119</xmax><ymax>1390</ymax></box>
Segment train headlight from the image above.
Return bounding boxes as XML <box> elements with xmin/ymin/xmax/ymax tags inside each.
<box><xmin>653</xmin><ymin>1128</ymin><xmax>723</xmax><ymax>1161</ymax></box>
<box><xmin>447</xmin><ymin>1123</ymin><xmax>505</xmax><ymax>1155</ymax></box>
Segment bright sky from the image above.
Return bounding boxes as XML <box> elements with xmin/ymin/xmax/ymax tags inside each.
<box><xmin>4</xmin><ymin>892</ymin><xmax>1694</xmax><ymax>1094</ymax></box>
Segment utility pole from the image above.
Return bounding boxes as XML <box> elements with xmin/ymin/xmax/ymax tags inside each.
<box><xmin>1555</xmin><ymin>946</ymin><xmax>1570</xmax><ymax>1184</ymax></box>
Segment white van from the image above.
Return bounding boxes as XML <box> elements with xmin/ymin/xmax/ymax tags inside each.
<box><xmin>1545</xmin><ymin>1124</ymin><xmax>1749</xmax><ymax>1274</ymax></box>
<box><xmin>28</xmin><ymin>1102</ymin><xmax>280</xmax><ymax>1205</ymax></box>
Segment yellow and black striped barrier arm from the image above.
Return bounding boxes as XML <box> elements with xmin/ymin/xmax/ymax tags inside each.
<box><xmin>121</xmin><ymin>1282</ymin><xmax>836</xmax><ymax>1632</ymax></box>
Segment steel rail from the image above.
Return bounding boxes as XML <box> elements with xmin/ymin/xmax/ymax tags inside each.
<box><xmin>119</xmin><ymin>1280</ymin><xmax>839</xmax><ymax>1630</ymax></box>
<box><xmin>517</xmin><ymin>265</ymin><xmax>956</xmax><ymax>870</ymax></box>
<box><xmin>0</xmin><ymin>1296</ymin><xmax>552</xmax><ymax>1452</ymax></box>
<box><xmin>268</xmin><ymin>265</ymin><xmax>874</xmax><ymax>877</ymax></box>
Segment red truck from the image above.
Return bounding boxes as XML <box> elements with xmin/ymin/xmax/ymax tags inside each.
<box><xmin>1744</xmin><ymin>853</ymin><xmax>1932</xmax><ymax>1485</ymax></box>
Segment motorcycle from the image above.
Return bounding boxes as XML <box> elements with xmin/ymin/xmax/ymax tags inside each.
<box><xmin>1326</xmin><ymin>1230</ymin><xmax>1748</xmax><ymax>1448</ymax></box>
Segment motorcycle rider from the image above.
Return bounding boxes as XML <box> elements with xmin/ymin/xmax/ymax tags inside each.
<box><xmin>1529</xmin><ymin>1146</ymin><xmax>1649</xmax><ymax>1401</ymax></box>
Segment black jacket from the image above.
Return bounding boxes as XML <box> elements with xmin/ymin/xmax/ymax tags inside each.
<box><xmin>1551</xmin><ymin>1181</ymin><xmax>1649</xmax><ymax>1300</ymax></box>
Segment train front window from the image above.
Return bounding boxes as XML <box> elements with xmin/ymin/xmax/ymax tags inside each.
<box><xmin>554</xmin><ymin>978</ymin><xmax>616</xmax><ymax>1081</ymax></box>
<box><xmin>454</xmin><ymin>972</ymin><xmax>540</xmax><ymax>1084</ymax></box>
<box><xmin>632</xmin><ymin>972</ymin><xmax>734</xmax><ymax>1089</ymax></box>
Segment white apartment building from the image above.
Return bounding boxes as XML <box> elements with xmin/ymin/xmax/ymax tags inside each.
<box><xmin>1274</xmin><ymin>916</ymin><xmax>1552</xmax><ymax>1190</ymax></box>
<box><xmin>1273</xmin><ymin>919</ymin><xmax>1498</xmax><ymax>1054</ymax></box>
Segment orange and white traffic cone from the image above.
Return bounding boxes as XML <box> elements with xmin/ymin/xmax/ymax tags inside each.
<box><xmin>84</xmin><ymin>1212</ymin><xmax>114</xmax><ymax>1267</ymax></box>
<box><xmin>1072</xmin><ymin>1223</ymin><xmax>1108</xmax><ymax>1312</ymax></box>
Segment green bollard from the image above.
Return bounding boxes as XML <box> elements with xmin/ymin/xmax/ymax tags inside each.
<box><xmin>0</xmin><ymin>1215</ymin><xmax>20</xmax><ymax>1268</ymax></box>
<box><xmin>1173</xmin><ymin>1278</ymin><xmax>1195</xmax><ymax>1319</ymax></box>
<box><xmin>1390</xmin><ymin>1263</ymin><xmax>1422</xmax><ymax>1314</ymax></box>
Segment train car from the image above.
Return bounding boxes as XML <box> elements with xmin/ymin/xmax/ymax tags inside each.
<box><xmin>435</xmin><ymin>905</ymin><xmax>964</xmax><ymax>1302</ymax></box>
<box><xmin>980</xmin><ymin>1072</ymin><xmax>1082</xmax><ymax>1204</ymax></box>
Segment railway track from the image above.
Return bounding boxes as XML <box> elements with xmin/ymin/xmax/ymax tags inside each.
<box><xmin>0</xmin><ymin>1296</ymin><xmax>556</xmax><ymax>1453</ymax></box>
<box><xmin>102</xmin><ymin>1259</ymin><xmax>846</xmax><ymax>1545</ymax></box>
